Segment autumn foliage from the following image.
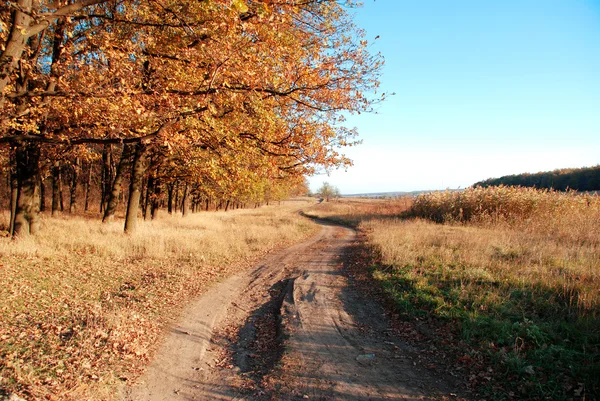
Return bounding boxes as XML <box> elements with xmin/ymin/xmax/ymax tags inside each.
<box><xmin>0</xmin><ymin>0</ymin><xmax>384</xmax><ymax>234</ymax></box>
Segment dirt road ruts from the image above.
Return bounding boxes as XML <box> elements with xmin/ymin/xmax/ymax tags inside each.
<box><xmin>125</xmin><ymin>221</ymin><xmax>467</xmax><ymax>401</ymax></box>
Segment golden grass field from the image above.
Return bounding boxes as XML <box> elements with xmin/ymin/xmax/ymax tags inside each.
<box><xmin>0</xmin><ymin>199</ymin><xmax>317</xmax><ymax>400</ymax></box>
<box><xmin>2</xmin><ymin>188</ymin><xmax>598</xmax><ymax>401</ymax></box>
<box><xmin>307</xmin><ymin>188</ymin><xmax>599</xmax><ymax>400</ymax></box>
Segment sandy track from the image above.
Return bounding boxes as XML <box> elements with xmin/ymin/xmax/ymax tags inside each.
<box><xmin>125</xmin><ymin>221</ymin><xmax>465</xmax><ymax>401</ymax></box>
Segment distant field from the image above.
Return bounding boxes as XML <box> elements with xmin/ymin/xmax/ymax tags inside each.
<box><xmin>0</xmin><ymin>201</ymin><xmax>317</xmax><ymax>400</ymax></box>
<box><xmin>307</xmin><ymin>188</ymin><xmax>600</xmax><ymax>401</ymax></box>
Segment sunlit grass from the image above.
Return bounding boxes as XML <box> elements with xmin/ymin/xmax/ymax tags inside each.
<box><xmin>303</xmin><ymin>197</ymin><xmax>413</xmax><ymax>226</ymax></box>
<box><xmin>309</xmin><ymin>190</ymin><xmax>600</xmax><ymax>400</ymax></box>
<box><xmin>0</xmin><ymin>200</ymin><xmax>317</xmax><ymax>400</ymax></box>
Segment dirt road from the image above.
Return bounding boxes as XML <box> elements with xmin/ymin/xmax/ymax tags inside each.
<box><xmin>125</xmin><ymin>221</ymin><xmax>466</xmax><ymax>401</ymax></box>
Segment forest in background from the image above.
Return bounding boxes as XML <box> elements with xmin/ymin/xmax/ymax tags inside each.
<box><xmin>474</xmin><ymin>165</ymin><xmax>600</xmax><ymax>191</ymax></box>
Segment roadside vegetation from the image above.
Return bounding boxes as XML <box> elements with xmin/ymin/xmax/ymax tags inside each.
<box><xmin>306</xmin><ymin>187</ymin><xmax>599</xmax><ymax>401</ymax></box>
<box><xmin>1</xmin><ymin>1</ymin><xmax>383</xmax><ymax>399</ymax></box>
<box><xmin>0</xmin><ymin>200</ymin><xmax>317</xmax><ymax>400</ymax></box>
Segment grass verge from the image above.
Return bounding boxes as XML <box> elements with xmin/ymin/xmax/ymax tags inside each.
<box><xmin>308</xmin><ymin>193</ymin><xmax>599</xmax><ymax>401</ymax></box>
<box><xmin>0</xmin><ymin>200</ymin><xmax>317</xmax><ymax>400</ymax></box>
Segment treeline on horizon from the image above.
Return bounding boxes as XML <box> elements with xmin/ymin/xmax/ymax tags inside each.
<box><xmin>474</xmin><ymin>165</ymin><xmax>600</xmax><ymax>191</ymax></box>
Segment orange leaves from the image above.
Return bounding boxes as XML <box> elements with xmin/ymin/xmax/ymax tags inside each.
<box><xmin>2</xmin><ymin>0</ymin><xmax>383</xmax><ymax>216</ymax></box>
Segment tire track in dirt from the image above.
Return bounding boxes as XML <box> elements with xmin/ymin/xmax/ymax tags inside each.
<box><xmin>124</xmin><ymin>221</ymin><xmax>468</xmax><ymax>401</ymax></box>
<box><xmin>275</xmin><ymin>224</ymin><xmax>454</xmax><ymax>401</ymax></box>
<box><xmin>124</xmin><ymin>226</ymin><xmax>328</xmax><ymax>401</ymax></box>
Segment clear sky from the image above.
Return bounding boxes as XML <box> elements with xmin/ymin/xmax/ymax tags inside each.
<box><xmin>308</xmin><ymin>0</ymin><xmax>600</xmax><ymax>194</ymax></box>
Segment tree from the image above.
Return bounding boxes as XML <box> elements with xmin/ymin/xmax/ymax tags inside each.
<box><xmin>1</xmin><ymin>0</ymin><xmax>384</xmax><ymax>235</ymax></box>
<box><xmin>317</xmin><ymin>182</ymin><xmax>340</xmax><ymax>202</ymax></box>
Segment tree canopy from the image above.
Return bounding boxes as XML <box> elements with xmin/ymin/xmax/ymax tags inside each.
<box><xmin>317</xmin><ymin>181</ymin><xmax>340</xmax><ymax>202</ymax></box>
<box><xmin>1</xmin><ymin>0</ymin><xmax>384</xmax><ymax>235</ymax></box>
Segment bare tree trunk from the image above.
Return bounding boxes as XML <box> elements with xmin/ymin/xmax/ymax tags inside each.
<box><xmin>205</xmin><ymin>198</ymin><xmax>209</xmax><ymax>211</ymax></box>
<box><xmin>139</xmin><ymin>177</ymin><xmax>147</xmax><ymax>209</ymax></box>
<box><xmin>0</xmin><ymin>2</ymin><xmax>33</xmax><ymax>104</ymax></box>
<box><xmin>83</xmin><ymin>162</ymin><xmax>91</xmax><ymax>212</ymax></box>
<box><xmin>30</xmin><ymin>174</ymin><xmax>41</xmax><ymax>234</ymax></box>
<box><xmin>103</xmin><ymin>144</ymin><xmax>133</xmax><ymax>223</ymax></box>
<box><xmin>51</xmin><ymin>161</ymin><xmax>60</xmax><ymax>216</ymax></box>
<box><xmin>143</xmin><ymin>174</ymin><xmax>154</xmax><ymax>220</ymax></box>
<box><xmin>69</xmin><ymin>159</ymin><xmax>80</xmax><ymax>213</ymax></box>
<box><xmin>58</xmin><ymin>166</ymin><xmax>64</xmax><ymax>211</ymax></box>
<box><xmin>151</xmin><ymin>173</ymin><xmax>161</xmax><ymax>220</ymax></box>
<box><xmin>174</xmin><ymin>181</ymin><xmax>180</xmax><ymax>213</ymax></box>
<box><xmin>100</xmin><ymin>144</ymin><xmax>112</xmax><ymax>213</ymax></box>
<box><xmin>225</xmin><ymin>199</ymin><xmax>230</xmax><ymax>212</ymax></box>
<box><xmin>124</xmin><ymin>143</ymin><xmax>147</xmax><ymax>233</ymax></box>
<box><xmin>12</xmin><ymin>141</ymin><xmax>41</xmax><ymax>236</ymax></box>
<box><xmin>181</xmin><ymin>183</ymin><xmax>188</xmax><ymax>217</ymax></box>
<box><xmin>167</xmin><ymin>182</ymin><xmax>174</xmax><ymax>214</ymax></box>
<box><xmin>39</xmin><ymin>178</ymin><xmax>46</xmax><ymax>212</ymax></box>
<box><xmin>9</xmin><ymin>148</ymin><xmax>18</xmax><ymax>234</ymax></box>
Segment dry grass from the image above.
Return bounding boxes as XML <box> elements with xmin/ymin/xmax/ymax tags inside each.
<box><xmin>309</xmin><ymin>190</ymin><xmax>600</xmax><ymax>400</ymax></box>
<box><xmin>410</xmin><ymin>186</ymin><xmax>600</xmax><ymax>247</ymax></box>
<box><xmin>304</xmin><ymin>197</ymin><xmax>413</xmax><ymax>227</ymax></box>
<box><xmin>367</xmin><ymin>220</ymin><xmax>600</xmax><ymax>314</ymax></box>
<box><xmin>0</xmin><ymin>199</ymin><xmax>317</xmax><ymax>400</ymax></box>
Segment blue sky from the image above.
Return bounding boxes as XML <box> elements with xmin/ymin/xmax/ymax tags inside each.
<box><xmin>308</xmin><ymin>0</ymin><xmax>600</xmax><ymax>194</ymax></box>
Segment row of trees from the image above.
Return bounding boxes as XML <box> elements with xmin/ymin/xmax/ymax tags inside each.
<box><xmin>0</xmin><ymin>0</ymin><xmax>383</xmax><ymax>236</ymax></box>
<box><xmin>474</xmin><ymin>165</ymin><xmax>600</xmax><ymax>192</ymax></box>
<box><xmin>0</xmin><ymin>145</ymin><xmax>310</xmax><ymax>223</ymax></box>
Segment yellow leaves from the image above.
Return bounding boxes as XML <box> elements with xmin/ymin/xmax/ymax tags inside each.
<box><xmin>257</xmin><ymin>2</ymin><xmax>270</xmax><ymax>17</ymax></box>
<box><xmin>232</xmin><ymin>0</ymin><xmax>249</xmax><ymax>13</ymax></box>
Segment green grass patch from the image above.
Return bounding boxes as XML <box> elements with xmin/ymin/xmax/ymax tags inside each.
<box><xmin>369</xmin><ymin>244</ymin><xmax>599</xmax><ymax>401</ymax></box>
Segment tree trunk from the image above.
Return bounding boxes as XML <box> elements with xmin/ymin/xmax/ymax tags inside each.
<box><xmin>225</xmin><ymin>199</ymin><xmax>230</xmax><ymax>212</ymax></box>
<box><xmin>100</xmin><ymin>143</ymin><xmax>112</xmax><ymax>212</ymax></box>
<box><xmin>103</xmin><ymin>144</ymin><xmax>133</xmax><ymax>223</ymax></box>
<box><xmin>150</xmin><ymin>173</ymin><xmax>161</xmax><ymax>220</ymax></box>
<box><xmin>51</xmin><ymin>161</ymin><xmax>61</xmax><ymax>216</ymax></box>
<box><xmin>0</xmin><ymin>3</ymin><xmax>33</xmax><ymax>106</ymax></box>
<box><xmin>124</xmin><ymin>143</ymin><xmax>147</xmax><ymax>233</ymax></box>
<box><xmin>139</xmin><ymin>177</ymin><xmax>147</xmax><ymax>209</ymax></box>
<box><xmin>181</xmin><ymin>183</ymin><xmax>188</xmax><ymax>217</ymax></box>
<box><xmin>205</xmin><ymin>198</ymin><xmax>209</xmax><ymax>211</ymax></box>
<box><xmin>30</xmin><ymin>174</ymin><xmax>41</xmax><ymax>234</ymax></box>
<box><xmin>39</xmin><ymin>179</ymin><xmax>46</xmax><ymax>212</ymax></box>
<box><xmin>174</xmin><ymin>181</ymin><xmax>180</xmax><ymax>213</ymax></box>
<box><xmin>9</xmin><ymin>148</ymin><xmax>18</xmax><ymax>234</ymax></box>
<box><xmin>69</xmin><ymin>159</ymin><xmax>79</xmax><ymax>214</ymax></box>
<box><xmin>59</xmin><ymin>165</ymin><xmax>64</xmax><ymax>211</ymax></box>
<box><xmin>143</xmin><ymin>174</ymin><xmax>154</xmax><ymax>220</ymax></box>
<box><xmin>84</xmin><ymin>162</ymin><xmax>91</xmax><ymax>212</ymax></box>
<box><xmin>167</xmin><ymin>182</ymin><xmax>174</xmax><ymax>214</ymax></box>
<box><xmin>12</xmin><ymin>141</ymin><xmax>41</xmax><ymax>236</ymax></box>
